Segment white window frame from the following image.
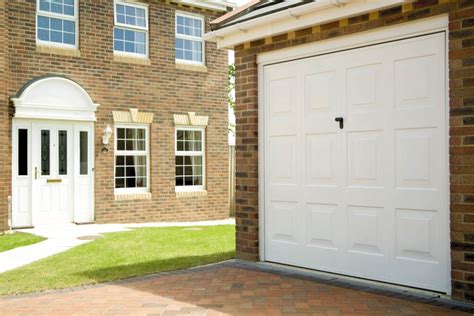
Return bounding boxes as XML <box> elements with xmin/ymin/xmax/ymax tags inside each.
<box><xmin>36</xmin><ymin>0</ymin><xmax>79</xmax><ymax>49</ymax></box>
<box><xmin>175</xmin><ymin>126</ymin><xmax>206</xmax><ymax>192</ymax></box>
<box><xmin>175</xmin><ymin>11</ymin><xmax>205</xmax><ymax>65</ymax></box>
<box><xmin>113</xmin><ymin>0</ymin><xmax>149</xmax><ymax>58</ymax></box>
<box><xmin>114</xmin><ymin>124</ymin><xmax>150</xmax><ymax>195</ymax></box>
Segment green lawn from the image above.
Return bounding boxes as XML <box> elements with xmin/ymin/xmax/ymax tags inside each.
<box><xmin>0</xmin><ymin>225</ymin><xmax>235</xmax><ymax>296</ymax></box>
<box><xmin>0</xmin><ymin>232</ymin><xmax>46</xmax><ymax>253</ymax></box>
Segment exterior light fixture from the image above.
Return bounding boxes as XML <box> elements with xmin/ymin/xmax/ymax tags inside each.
<box><xmin>102</xmin><ymin>124</ymin><xmax>113</xmax><ymax>153</ymax></box>
<box><xmin>102</xmin><ymin>124</ymin><xmax>113</xmax><ymax>145</ymax></box>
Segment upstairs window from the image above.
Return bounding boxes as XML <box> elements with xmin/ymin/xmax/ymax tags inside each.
<box><xmin>175</xmin><ymin>12</ymin><xmax>204</xmax><ymax>64</ymax></box>
<box><xmin>36</xmin><ymin>0</ymin><xmax>78</xmax><ymax>47</ymax></box>
<box><xmin>113</xmin><ymin>1</ymin><xmax>148</xmax><ymax>57</ymax></box>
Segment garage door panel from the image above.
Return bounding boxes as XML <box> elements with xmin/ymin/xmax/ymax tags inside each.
<box><xmin>395</xmin><ymin>128</ymin><xmax>438</xmax><ymax>189</ymax></box>
<box><xmin>267</xmin><ymin>201</ymin><xmax>300</xmax><ymax>244</ymax></box>
<box><xmin>346</xmin><ymin>63</ymin><xmax>385</xmax><ymax>113</ymax></box>
<box><xmin>305</xmin><ymin>70</ymin><xmax>338</xmax><ymax>114</ymax></box>
<box><xmin>347</xmin><ymin>130</ymin><xmax>384</xmax><ymax>187</ymax></box>
<box><xmin>396</xmin><ymin>208</ymin><xmax>440</xmax><ymax>261</ymax></box>
<box><xmin>268</xmin><ymin>135</ymin><xmax>297</xmax><ymax>185</ymax></box>
<box><xmin>306</xmin><ymin>203</ymin><xmax>340</xmax><ymax>250</ymax></box>
<box><xmin>264</xmin><ymin>32</ymin><xmax>447</xmax><ymax>292</ymax></box>
<box><xmin>347</xmin><ymin>205</ymin><xmax>387</xmax><ymax>256</ymax></box>
<box><xmin>305</xmin><ymin>133</ymin><xmax>338</xmax><ymax>185</ymax></box>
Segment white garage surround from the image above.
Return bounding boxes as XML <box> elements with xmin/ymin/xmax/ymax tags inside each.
<box><xmin>257</xmin><ymin>16</ymin><xmax>450</xmax><ymax>293</ymax></box>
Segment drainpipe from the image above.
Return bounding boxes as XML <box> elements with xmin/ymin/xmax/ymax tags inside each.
<box><xmin>7</xmin><ymin>195</ymin><xmax>12</xmax><ymax>233</ymax></box>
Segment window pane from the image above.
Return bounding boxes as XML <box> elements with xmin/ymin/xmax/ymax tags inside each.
<box><xmin>18</xmin><ymin>129</ymin><xmax>28</xmax><ymax>176</ymax></box>
<box><xmin>117</xmin><ymin>128</ymin><xmax>125</xmax><ymax>139</ymax></box>
<box><xmin>39</xmin><ymin>0</ymin><xmax>75</xmax><ymax>16</ymax></box>
<box><xmin>116</xmin><ymin>4</ymin><xmax>125</xmax><ymax>14</ymax></box>
<box><xmin>115</xmin><ymin>178</ymin><xmax>125</xmax><ymax>188</ymax></box>
<box><xmin>37</xmin><ymin>15</ymin><xmax>76</xmax><ymax>45</ymax></box>
<box><xmin>41</xmin><ymin>130</ymin><xmax>50</xmax><ymax>176</ymax></box>
<box><xmin>176</xmin><ymin>15</ymin><xmax>203</xmax><ymax>39</ymax></box>
<box><xmin>116</xmin><ymin>3</ymin><xmax>146</xmax><ymax>28</ymax></box>
<box><xmin>116</xmin><ymin>156</ymin><xmax>124</xmax><ymax>166</ymax></box>
<box><xmin>64</xmin><ymin>32</ymin><xmax>75</xmax><ymax>45</ymax></box>
<box><xmin>175</xmin><ymin>154</ymin><xmax>204</xmax><ymax>188</ymax></box>
<box><xmin>114</xmin><ymin>29</ymin><xmax>146</xmax><ymax>55</ymax></box>
<box><xmin>58</xmin><ymin>130</ymin><xmax>67</xmax><ymax>175</ymax></box>
<box><xmin>114</xmin><ymin>154</ymin><xmax>148</xmax><ymax>189</ymax></box>
<box><xmin>80</xmin><ymin>131</ymin><xmax>88</xmax><ymax>175</ymax></box>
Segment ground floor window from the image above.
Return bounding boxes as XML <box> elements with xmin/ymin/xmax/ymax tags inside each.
<box><xmin>175</xmin><ymin>127</ymin><xmax>205</xmax><ymax>191</ymax></box>
<box><xmin>115</xmin><ymin>125</ymin><xmax>149</xmax><ymax>193</ymax></box>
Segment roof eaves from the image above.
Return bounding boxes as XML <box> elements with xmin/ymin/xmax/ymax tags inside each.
<box><xmin>211</xmin><ymin>0</ymin><xmax>262</xmax><ymax>26</ymax></box>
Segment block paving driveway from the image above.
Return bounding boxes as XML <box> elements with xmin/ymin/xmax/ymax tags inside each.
<box><xmin>0</xmin><ymin>261</ymin><xmax>472</xmax><ymax>315</ymax></box>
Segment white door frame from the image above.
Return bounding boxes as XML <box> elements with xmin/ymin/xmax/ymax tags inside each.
<box><xmin>12</xmin><ymin>118</ymin><xmax>95</xmax><ymax>227</ymax></box>
<box><xmin>257</xmin><ymin>15</ymin><xmax>450</xmax><ymax>293</ymax></box>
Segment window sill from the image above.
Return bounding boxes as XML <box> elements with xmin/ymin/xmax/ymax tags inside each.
<box><xmin>115</xmin><ymin>192</ymin><xmax>152</xmax><ymax>201</ymax></box>
<box><xmin>36</xmin><ymin>44</ymin><xmax>81</xmax><ymax>57</ymax></box>
<box><xmin>113</xmin><ymin>54</ymin><xmax>151</xmax><ymax>65</ymax></box>
<box><xmin>176</xmin><ymin>190</ymin><xmax>207</xmax><ymax>198</ymax></box>
<box><xmin>175</xmin><ymin>62</ymin><xmax>207</xmax><ymax>73</ymax></box>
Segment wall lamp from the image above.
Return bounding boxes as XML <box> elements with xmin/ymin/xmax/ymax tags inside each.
<box><xmin>102</xmin><ymin>124</ymin><xmax>113</xmax><ymax>153</ymax></box>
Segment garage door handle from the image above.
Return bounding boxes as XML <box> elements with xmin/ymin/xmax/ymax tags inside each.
<box><xmin>335</xmin><ymin>117</ymin><xmax>344</xmax><ymax>129</ymax></box>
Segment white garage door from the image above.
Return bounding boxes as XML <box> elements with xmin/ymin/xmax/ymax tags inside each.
<box><xmin>263</xmin><ymin>33</ymin><xmax>448</xmax><ymax>292</ymax></box>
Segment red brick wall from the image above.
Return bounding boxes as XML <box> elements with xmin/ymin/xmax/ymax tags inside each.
<box><xmin>233</xmin><ymin>0</ymin><xmax>474</xmax><ymax>301</ymax></box>
<box><xmin>1</xmin><ymin>0</ymin><xmax>229</xmax><ymax>231</ymax></box>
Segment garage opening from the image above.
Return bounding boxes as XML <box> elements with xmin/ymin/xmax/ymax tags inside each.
<box><xmin>263</xmin><ymin>32</ymin><xmax>448</xmax><ymax>292</ymax></box>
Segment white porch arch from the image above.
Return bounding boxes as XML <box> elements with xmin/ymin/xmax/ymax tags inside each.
<box><xmin>11</xmin><ymin>76</ymin><xmax>99</xmax><ymax>121</ymax></box>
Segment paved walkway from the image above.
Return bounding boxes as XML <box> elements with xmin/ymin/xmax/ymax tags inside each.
<box><xmin>0</xmin><ymin>219</ymin><xmax>235</xmax><ymax>273</ymax></box>
<box><xmin>0</xmin><ymin>261</ymin><xmax>471</xmax><ymax>315</ymax></box>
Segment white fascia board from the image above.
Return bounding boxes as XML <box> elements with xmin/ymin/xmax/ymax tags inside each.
<box><xmin>171</xmin><ymin>0</ymin><xmax>236</xmax><ymax>12</ymax></box>
<box><xmin>204</xmin><ymin>0</ymin><xmax>410</xmax><ymax>49</ymax></box>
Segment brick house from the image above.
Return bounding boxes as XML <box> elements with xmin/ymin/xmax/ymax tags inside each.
<box><xmin>0</xmin><ymin>0</ymin><xmax>234</xmax><ymax>232</ymax></box>
<box><xmin>206</xmin><ymin>0</ymin><xmax>474</xmax><ymax>302</ymax></box>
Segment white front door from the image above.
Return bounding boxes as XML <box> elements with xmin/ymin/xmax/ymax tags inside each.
<box><xmin>12</xmin><ymin>120</ymin><xmax>95</xmax><ymax>227</ymax></box>
<box><xmin>32</xmin><ymin>122</ymin><xmax>74</xmax><ymax>225</ymax></box>
<box><xmin>264</xmin><ymin>33</ymin><xmax>448</xmax><ymax>291</ymax></box>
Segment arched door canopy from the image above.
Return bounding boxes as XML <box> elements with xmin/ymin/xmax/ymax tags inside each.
<box><xmin>12</xmin><ymin>75</ymin><xmax>99</xmax><ymax>121</ymax></box>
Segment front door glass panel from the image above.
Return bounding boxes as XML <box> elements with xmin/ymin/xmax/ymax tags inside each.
<box><xmin>41</xmin><ymin>130</ymin><xmax>50</xmax><ymax>175</ymax></box>
<box><xmin>58</xmin><ymin>130</ymin><xmax>67</xmax><ymax>175</ymax></box>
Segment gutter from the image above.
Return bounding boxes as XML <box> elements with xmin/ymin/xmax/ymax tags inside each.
<box><xmin>205</xmin><ymin>0</ymin><xmax>350</xmax><ymax>42</ymax></box>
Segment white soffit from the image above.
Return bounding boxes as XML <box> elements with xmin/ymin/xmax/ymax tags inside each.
<box><xmin>171</xmin><ymin>0</ymin><xmax>236</xmax><ymax>12</ymax></box>
<box><xmin>205</xmin><ymin>0</ymin><xmax>410</xmax><ymax>49</ymax></box>
<box><xmin>12</xmin><ymin>76</ymin><xmax>99</xmax><ymax>121</ymax></box>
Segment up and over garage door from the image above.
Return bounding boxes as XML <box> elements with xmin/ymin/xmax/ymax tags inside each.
<box><xmin>263</xmin><ymin>32</ymin><xmax>448</xmax><ymax>292</ymax></box>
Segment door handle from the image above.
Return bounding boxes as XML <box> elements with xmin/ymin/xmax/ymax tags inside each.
<box><xmin>335</xmin><ymin>117</ymin><xmax>344</xmax><ymax>129</ymax></box>
<box><xmin>34</xmin><ymin>167</ymin><xmax>38</xmax><ymax>180</ymax></box>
